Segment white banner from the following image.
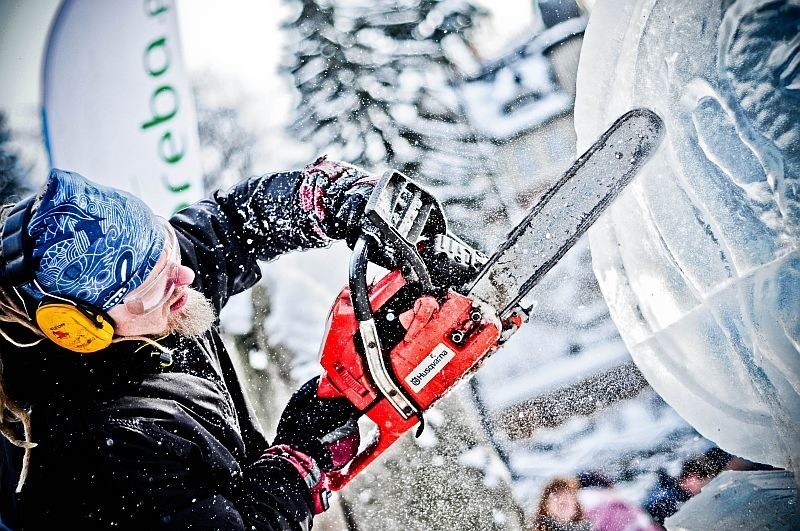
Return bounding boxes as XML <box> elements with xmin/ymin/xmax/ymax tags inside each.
<box><xmin>42</xmin><ymin>0</ymin><xmax>203</xmax><ymax>216</ymax></box>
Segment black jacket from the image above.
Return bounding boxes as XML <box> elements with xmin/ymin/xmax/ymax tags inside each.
<box><xmin>1</xmin><ymin>171</ymin><xmax>329</xmax><ymax>530</ymax></box>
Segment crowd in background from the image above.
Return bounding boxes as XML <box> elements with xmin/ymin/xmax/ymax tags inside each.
<box><xmin>528</xmin><ymin>447</ymin><xmax>773</xmax><ymax>531</ymax></box>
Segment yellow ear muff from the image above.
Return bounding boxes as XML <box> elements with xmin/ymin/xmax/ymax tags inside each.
<box><xmin>35</xmin><ymin>303</ymin><xmax>114</xmax><ymax>354</ymax></box>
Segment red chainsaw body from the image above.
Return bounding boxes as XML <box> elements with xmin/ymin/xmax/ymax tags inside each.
<box><xmin>317</xmin><ymin>269</ymin><xmax>506</xmax><ymax>489</ymax></box>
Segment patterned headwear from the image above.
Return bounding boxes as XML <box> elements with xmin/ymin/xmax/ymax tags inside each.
<box><xmin>20</xmin><ymin>169</ymin><xmax>165</xmax><ymax>311</ymax></box>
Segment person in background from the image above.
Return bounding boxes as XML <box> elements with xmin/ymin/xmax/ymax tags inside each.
<box><xmin>642</xmin><ymin>453</ymin><xmax>717</xmax><ymax>527</ymax></box>
<box><xmin>531</xmin><ymin>476</ymin><xmax>592</xmax><ymax>531</ymax></box>
<box><xmin>0</xmin><ymin>158</ymin><xmax>375</xmax><ymax>529</ymax></box>
<box><xmin>576</xmin><ymin>470</ymin><xmax>660</xmax><ymax>531</ymax></box>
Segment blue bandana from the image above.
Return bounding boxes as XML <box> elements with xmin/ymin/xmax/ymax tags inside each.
<box><xmin>21</xmin><ymin>169</ymin><xmax>165</xmax><ymax>311</ymax></box>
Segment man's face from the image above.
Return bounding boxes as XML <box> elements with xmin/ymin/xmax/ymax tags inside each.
<box><xmin>106</xmin><ymin>224</ymin><xmax>198</xmax><ymax>337</ymax></box>
<box><xmin>107</xmin><ymin>268</ymin><xmax>196</xmax><ymax>337</ymax></box>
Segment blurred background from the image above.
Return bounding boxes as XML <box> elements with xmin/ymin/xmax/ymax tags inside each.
<box><xmin>0</xmin><ymin>1</ymin><xmax>770</xmax><ymax>529</ymax></box>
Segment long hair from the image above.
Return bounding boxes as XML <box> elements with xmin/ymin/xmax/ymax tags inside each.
<box><xmin>0</xmin><ymin>203</ymin><xmax>42</xmax><ymax>492</ymax></box>
<box><xmin>532</xmin><ymin>476</ymin><xmax>585</xmax><ymax>531</ymax></box>
<box><xmin>0</xmin><ymin>288</ymin><xmax>40</xmax><ymax>493</ymax></box>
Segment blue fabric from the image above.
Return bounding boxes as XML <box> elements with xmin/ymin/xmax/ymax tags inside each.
<box><xmin>20</xmin><ymin>169</ymin><xmax>164</xmax><ymax>310</ymax></box>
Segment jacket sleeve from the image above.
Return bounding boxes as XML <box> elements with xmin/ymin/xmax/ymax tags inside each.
<box><xmin>88</xmin><ymin>399</ymin><xmax>315</xmax><ymax>530</ymax></box>
<box><xmin>169</xmin><ymin>170</ymin><xmax>330</xmax><ymax>313</ymax></box>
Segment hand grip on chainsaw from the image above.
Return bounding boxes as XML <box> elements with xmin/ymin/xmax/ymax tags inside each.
<box><xmin>357</xmin><ymin>169</ymin><xmax>446</xmax><ymax>278</ymax></box>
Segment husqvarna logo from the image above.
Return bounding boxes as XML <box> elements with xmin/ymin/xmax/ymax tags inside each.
<box><xmin>406</xmin><ymin>344</ymin><xmax>456</xmax><ymax>392</ymax></box>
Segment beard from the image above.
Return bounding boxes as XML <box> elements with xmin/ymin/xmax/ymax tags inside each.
<box><xmin>166</xmin><ymin>288</ymin><xmax>216</xmax><ymax>338</ymax></box>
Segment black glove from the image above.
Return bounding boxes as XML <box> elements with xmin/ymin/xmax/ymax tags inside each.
<box><xmin>298</xmin><ymin>155</ymin><xmax>377</xmax><ymax>246</ymax></box>
<box><xmin>273</xmin><ymin>376</ymin><xmax>361</xmax><ymax>472</ymax></box>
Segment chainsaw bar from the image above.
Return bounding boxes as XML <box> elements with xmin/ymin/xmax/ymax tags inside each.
<box><xmin>465</xmin><ymin>108</ymin><xmax>665</xmax><ymax>318</ymax></box>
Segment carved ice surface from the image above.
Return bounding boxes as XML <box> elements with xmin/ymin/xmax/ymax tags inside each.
<box><xmin>574</xmin><ymin>0</ymin><xmax>799</xmax><ymax>471</ymax></box>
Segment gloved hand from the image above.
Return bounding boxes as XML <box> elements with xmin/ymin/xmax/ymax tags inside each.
<box><xmin>261</xmin><ymin>444</ymin><xmax>331</xmax><ymax>514</ymax></box>
<box><xmin>298</xmin><ymin>155</ymin><xmax>377</xmax><ymax>246</ymax></box>
<box><xmin>273</xmin><ymin>376</ymin><xmax>361</xmax><ymax>473</ymax></box>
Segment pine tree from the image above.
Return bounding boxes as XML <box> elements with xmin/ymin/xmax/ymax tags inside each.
<box><xmin>282</xmin><ymin>0</ymin><xmax>505</xmax><ymax>246</ymax></box>
<box><xmin>0</xmin><ymin>111</ymin><xmax>32</xmax><ymax>205</ymax></box>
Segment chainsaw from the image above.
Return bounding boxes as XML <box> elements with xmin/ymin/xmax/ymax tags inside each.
<box><xmin>316</xmin><ymin>108</ymin><xmax>665</xmax><ymax>490</ymax></box>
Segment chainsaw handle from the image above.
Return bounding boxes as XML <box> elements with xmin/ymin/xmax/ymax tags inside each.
<box><xmin>327</xmin><ymin>400</ymin><xmax>419</xmax><ymax>490</ymax></box>
<box><xmin>348</xmin><ymin>236</ymin><xmax>375</xmax><ymax>322</ymax></box>
<box><xmin>349</xmin><ymin>234</ymin><xmax>434</xmax><ymax>322</ymax></box>
<box><xmin>355</xmin><ymin>170</ymin><xmax>445</xmax><ymax>288</ymax></box>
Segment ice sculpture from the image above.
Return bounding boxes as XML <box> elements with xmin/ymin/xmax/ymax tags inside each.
<box><xmin>574</xmin><ymin>0</ymin><xmax>799</xmax><ymax>473</ymax></box>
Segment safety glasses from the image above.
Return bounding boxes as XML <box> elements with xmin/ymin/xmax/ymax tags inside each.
<box><xmin>122</xmin><ymin>218</ymin><xmax>181</xmax><ymax>315</ymax></box>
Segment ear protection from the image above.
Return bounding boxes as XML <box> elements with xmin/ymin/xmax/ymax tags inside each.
<box><xmin>34</xmin><ymin>298</ymin><xmax>115</xmax><ymax>353</ymax></box>
<box><xmin>1</xmin><ymin>197</ymin><xmax>116</xmax><ymax>354</ymax></box>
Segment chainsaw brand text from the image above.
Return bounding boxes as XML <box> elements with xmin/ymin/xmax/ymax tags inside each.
<box><xmin>406</xmin><ymin>344</ymin><xmax>456</xmax><ymax>392</ymax></box>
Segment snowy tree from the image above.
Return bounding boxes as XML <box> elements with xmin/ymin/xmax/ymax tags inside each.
<box><xmin>0</xmin><ymin>111</ymin><xmax>33</xmax><ymax>205</ymax></box>
<box><xmin>282</xmin><ymin>0</ymin><xmax>505</xmax><ymax>246</ymax></box>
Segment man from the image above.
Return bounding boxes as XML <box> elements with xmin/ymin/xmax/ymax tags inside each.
<box><xmin>0</xmin><ymin>157</ymin><xmax>372</xmax><ymax>529</ymax></box>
